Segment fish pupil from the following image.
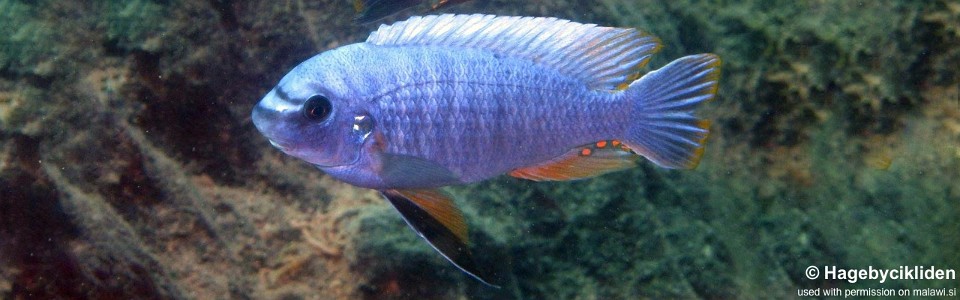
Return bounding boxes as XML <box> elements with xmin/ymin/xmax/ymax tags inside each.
<box><xmin>303</xmin><ymin>95</ymin><xmax>332</xmax><ymax>121</ymax></box>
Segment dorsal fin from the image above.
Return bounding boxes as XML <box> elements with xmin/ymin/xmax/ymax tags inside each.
<box><xmin>366</xmin><ymin>14</ymin><xmax>662</xmax><ymax>90</ymax></box>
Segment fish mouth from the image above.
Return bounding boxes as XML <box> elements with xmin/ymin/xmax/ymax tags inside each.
<box><xmin>273</xmin><ymin>138</ymin><xmax>363</xmax><ymax>169</ymax></box>
<box><xmin>253</xmin><ymin>96</ymin><xmax>299</xmax><ymax>154</ymax></box>
<box><xmin>268</xmin><ymin>139</ymin><xmax>352</xmax><ymax>168</ymax></box>
<box><xmin>268</xmin><ymin>139</ymin><xmax>296</xmax><ymax>153</ymax></box>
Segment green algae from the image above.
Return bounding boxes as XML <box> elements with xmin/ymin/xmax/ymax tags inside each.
<box><xmin>602</xmin><ymin>0</ymin><xmax>952</xmax><ymax>143</ymax></box>
<box><xmin>104</xmin><ymin>0</ymin><xmax>170</xmax><ymax>52</ymax></box>
<box><xmin>0</xmin><ymin>84</ymin><xmax>43</xmax><ymax>133</ymax></box>
<box><xmin>0</xmin><ymin>0</ymin><xmax>60</xmax><ymax>76</ymax></box>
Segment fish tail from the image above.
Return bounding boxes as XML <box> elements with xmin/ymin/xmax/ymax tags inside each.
<box><xmin>622</xmin><ymin>54</ymin><xmax>721</xmax><ymax>169</ymax></box>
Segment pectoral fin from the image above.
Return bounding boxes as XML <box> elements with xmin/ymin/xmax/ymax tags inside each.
<box><xmin>380</xmin><ymin>189</ymin><xmax>499</xmax><ymax>287</ymax></box>
<box><xmin>380</xmin><ymin>153</ymin><xmax>461</xmax><ymax>188</ymax></box>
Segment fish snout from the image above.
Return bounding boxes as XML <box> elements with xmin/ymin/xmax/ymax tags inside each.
<box><xmin>252</xmin><ymin>98</ymin><xmax>297</xmax><ymax>152</ymax></box>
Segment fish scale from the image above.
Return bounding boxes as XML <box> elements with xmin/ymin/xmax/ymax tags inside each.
<box><xmin>374</xmin><ymin>47</ymin><xmax>623</xmax><ymax>181</ymax></box>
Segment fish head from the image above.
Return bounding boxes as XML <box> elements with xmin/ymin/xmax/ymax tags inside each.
<box><xmin>252</xmin><ymin>52</ymin><xmax>374</xmax><ymax>168</ymax></box>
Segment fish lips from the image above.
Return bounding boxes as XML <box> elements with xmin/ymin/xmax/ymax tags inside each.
<box><xmin>252</xmin><ymin>100</ymin><xmax>299</xmax><ymax>153</ymax></box>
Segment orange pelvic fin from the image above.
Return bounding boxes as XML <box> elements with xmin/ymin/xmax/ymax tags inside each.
<box><xmin>381</xmin><ymin>189</ymin><xmax>499</xmax><ymax>287</ymax></box>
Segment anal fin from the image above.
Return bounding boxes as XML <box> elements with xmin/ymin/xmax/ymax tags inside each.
<box><xmin>380</xmin><ymin>189</ymin><xmax>499</xmax><ymax>287</ymax></box>
<box><xmin>510</xmin><ymin>140</ymin><xmax>637</xmax><ymax>181</ymax></box>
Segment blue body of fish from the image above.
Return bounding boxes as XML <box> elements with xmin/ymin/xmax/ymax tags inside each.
<box><xmin>252</xmin><ymin>14</ymin><xmax>720</xmax><ymax>285</ymax></box>
<box><xmin>296</xmin><ymin>44</ymin><xmax>625</xmax><ymax>188</ymax></box>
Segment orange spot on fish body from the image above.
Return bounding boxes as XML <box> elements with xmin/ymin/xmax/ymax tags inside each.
<box><xmin>596</xmin><ymin>141</ymin><xmax>608</xmax><ymax>148</ymax></box>
<box><xmin>580</xmin><ymin>148</ymin><xmax>592</xmax><ymax>156</ymax></box>
<box><xmin>611</xmin><ymin>140</ymin><xmax>621</xmax><ymax>147</ymax></box>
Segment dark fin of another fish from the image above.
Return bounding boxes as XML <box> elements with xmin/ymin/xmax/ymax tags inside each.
<box><xmin>366</xmin><ymin>14</ymin><xmax>661</xmax><ymax>90</ymax></box>
<box><xmin>354</xmin><ymin>0</ymin><xmax>424</xmax><ymax>24</ymax></box>
<box><xmin>380</xmin><ymin>153</ymin><xmax>461</xmax><ymax>187</ymax></box>
<box><xmin>529</xmin><ymin>190</ymin><xmax>567</xmax><ymax>220</ymax></box>
<box><xmin>865</xmin><ymin>153</ymin><xmax>894</xmax><ymax>170</ymax></box>
<box><xmin>429</xmin><ymin>0</ymin><xmax>472</xmax><ymax>11</ymax></box>
<box><xmin>622</xmin><ymin>54</ymin><xmax>721</xmax><ymax>169</ymax></box>
<box><xmin>510</xmin><ymin>140</ymin><xmax>637</xmax><ymax>181</ymax></box>
<box><xmin>381</xmin><ymin>189</ymin><xmax>500</xmax><ymax>287</ymax></box>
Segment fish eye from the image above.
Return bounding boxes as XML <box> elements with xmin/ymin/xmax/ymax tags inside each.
<box><xmin>302</xmin><ymin>95</ymin><xmax>332</xmax><ymax>121</ymax></box>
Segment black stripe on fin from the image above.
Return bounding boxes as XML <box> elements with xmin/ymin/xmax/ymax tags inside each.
<box><xmin>381</xmin><ymin>189</ymin><xmax>500</xmax><ymax>287</ymax></box>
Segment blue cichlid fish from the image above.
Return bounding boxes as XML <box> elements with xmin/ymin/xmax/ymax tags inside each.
<box><xmin>252</xmin><ymin>14</ymin><xmax>721</xmax><ymax>286</ymax></box>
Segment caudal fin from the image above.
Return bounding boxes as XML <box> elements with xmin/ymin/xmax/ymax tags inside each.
<box><xmin>623</xmin><ymin>54</ymin><xmax>721</xmax><ymax>169</ymax></box>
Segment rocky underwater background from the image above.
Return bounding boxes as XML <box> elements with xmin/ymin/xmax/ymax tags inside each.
<box><xmin>1</xmin><ymin>0</ymin><xmax>959</xmax><ymax>299</ymax></box>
